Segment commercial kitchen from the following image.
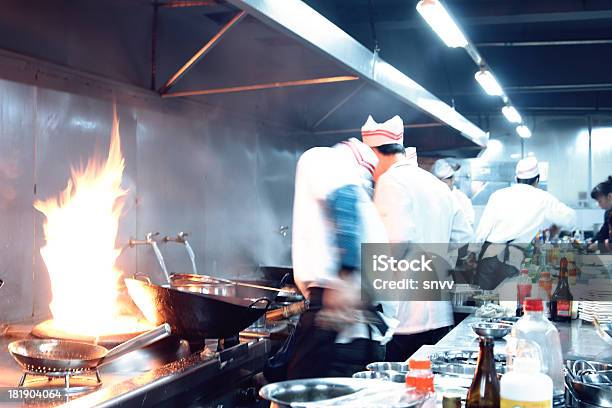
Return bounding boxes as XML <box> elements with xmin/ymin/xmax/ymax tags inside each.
<box><xmin>0</xmin><ymin>0</ymin><xmax>611</xmax><ymax>407</ymax></box>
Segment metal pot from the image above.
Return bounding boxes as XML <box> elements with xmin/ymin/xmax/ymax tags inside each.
<box><xmin>169</xmin><ymin>273</ymin><xmax>237</xmax><ymax>297</ymax></box>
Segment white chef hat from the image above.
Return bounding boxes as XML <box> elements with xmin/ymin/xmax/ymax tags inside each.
<box><xmin>361</xmin><ymin>115</ymin><xmax>404</xmax><ymax>147</ymax></box>
<box><xmin>339</xmin><ymin>138</ymin><xmax>378</xmax><ymax>177</ymax></box>
<box><xmin>432</xmin><ymin>158</ymin><xmax>455</xmax><ymax>180</ymax></box>
<box><xmin>515</xmin><ymin>156</ymin><xmax>540</xmax><ymax>179</ymax></box>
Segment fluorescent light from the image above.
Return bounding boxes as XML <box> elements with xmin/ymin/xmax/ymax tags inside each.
<box><xmin>416</xmin><ymin>0</ymin><xmax>468</xmax><ymax>48</ymax></box>
<box><xmin>502</xmin><ymin>105</ymin><xmax>522</xmax><ymax>123</ymax></box>
<box><xmin>516</xmin><ymin>125</ymin><xmax>532</xmax><ymax>138</ymax></box>
<box><xmin>475</xmin><ymin>69</ymin><xmax>503</xmax><ymax>96</ymax></box>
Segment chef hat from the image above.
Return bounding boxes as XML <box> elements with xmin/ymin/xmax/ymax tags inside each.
<box><xmin>515</xmin><ymin>156</ymin><xmax>540</xmax><ymax>179</ymax></box>
<box><xmin>432</xmin><ymin>159</ymin><xmax>455</xmax><ymax>180</ymax></box>
<box><xmin>361</xmin><ymin>115</ymin><xmax>404</xmax><ymax>147</ymax></box>
<box><xmin>339</xmin><ymin>138</ymin><xmax>378</xmax><ymax>177</ymax></box>
<box><xmin>405</xmin><ymin>147</ymin><xmax>418</xmax><ymax>166</ymax></box>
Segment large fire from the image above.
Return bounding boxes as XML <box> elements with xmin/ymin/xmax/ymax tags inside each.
<box><xmin>34</xmin><ymin>108</ymin><xmax>151</xmax><ymax>336</ymax></box>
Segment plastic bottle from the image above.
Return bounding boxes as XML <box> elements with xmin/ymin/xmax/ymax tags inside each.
<box><xmin>537</xmin><ymin>271</ymin><xmax>552</xmax><ymax>319</ymax></box>
<box><xmin>406</xmin><ymin>358</ymin><xmax>436</xmax><ymax>408</ymax></box>
<box><xmin>501</xmin><ymin>356</ymin><xmax>553</xmax><ymax>408</ymax></box>
<box><xmin>511</xmin><ymin>298</ymin><xmax>565</xmax><ymax>401</ymax></box>
<box><xmin>516</xmin><ymin>269</ymin><xmax>532</xmax><ymax>317</ymax></box>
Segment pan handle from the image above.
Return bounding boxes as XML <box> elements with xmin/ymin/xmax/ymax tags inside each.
<box><xmin>132</xmin><ymin>273</ymin><xmax>152</xmax><ymax>284</ymax></box>
<box><xmin>101</xmin><ymin>323</ymin><xmax>171</xmax><ymax>365</ymax></box>
<box><xmin>248</xmin><ymin>297</ymin><xmax>271</xmax><ymax>310</ymax></box>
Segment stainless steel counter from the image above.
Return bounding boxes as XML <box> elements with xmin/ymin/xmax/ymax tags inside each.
<box><xmin>0</xmin><ymin>323</ymin><xmax>270</xmax><ymax>407</ymax></box>
<box><xmin>411</xmin><ymin>315</ymin><xmax>612</xmax><ymax>363</ymax></box>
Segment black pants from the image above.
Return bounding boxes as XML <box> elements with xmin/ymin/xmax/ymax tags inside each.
<box><xmin>385</xmin><ymin>326</ymin><xmax>452</xmax><ymax>362</ymax></box>
<box><xmin>286</xmin><ymin>288</ymin><xmax>385</xmax><ymax>379</ymax></box>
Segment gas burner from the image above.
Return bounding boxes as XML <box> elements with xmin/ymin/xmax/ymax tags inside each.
<box><xmin>31</xmin><ymin>319</ymin><xmax>149</xmax><ymax>348</ymax></box>
<box><xmin>18</xmin><ymin>369</ymin><xmax>102</xmax><ymax>394</ymax></box>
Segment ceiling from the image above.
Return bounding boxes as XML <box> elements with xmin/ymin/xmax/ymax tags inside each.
<box><xmin>301</xmin><ymin>0</ymin><xmax>612</xmax><ymax>118</ymax></box>
<box><xmin>1</xmin><ymin>0</ymin><xmax>609</xmax><ymax>152</ymax></box>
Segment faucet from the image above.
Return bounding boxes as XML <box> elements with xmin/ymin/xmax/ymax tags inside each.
<box><xmin>128</xmin><ymin>232</ymin><xmax>170</xmax><ymax>283</ymax></box>
<box><xmin>163</xmin><ymin>232</ymin><xmax>198</xmax><ymax>275</ymax></box>
<box><xmin>162</xmin><ymin>231</ymin><xmax>188</xmax><ymax>244</ymax></box>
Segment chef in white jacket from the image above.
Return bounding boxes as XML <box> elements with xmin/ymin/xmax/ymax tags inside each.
<box><xmin>472</xmin><ymin>156</ymin><xmax>576</xmax><ymax>289</ymax></box>
<box><xmin>432</xmin><ymin>159</ymin><xmax>475</xmax><ymax>229</ymax></box>
<box><xmin>288</xmin><ymin>137</ymin><xmax>398</xmax><ymax>379</ymax></box>
<box><xmin>362</xmin><ymin>115</ymin><xmax>473</xmax><ymax>362</ymax></box>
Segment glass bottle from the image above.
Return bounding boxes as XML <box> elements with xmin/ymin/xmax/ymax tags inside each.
<box><xmin>550</xmin><ymin>257</ymin><xmax>573</xmax><ymax>322</ymax></box>
<box><xmin>467</xmin><ymin>337</ymin><xmax>500</xmax><ymax>408</ymax></box>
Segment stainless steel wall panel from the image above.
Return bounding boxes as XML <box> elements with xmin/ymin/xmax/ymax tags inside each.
<box><xmin>255</xmin><ymin>130</ymin><xmax>297</xmax><ymax>268</ymax></box>
<box><xmin>0</xmin><ymin>79</ymin><xmax>35</xmax><ymax>323</ymax></box>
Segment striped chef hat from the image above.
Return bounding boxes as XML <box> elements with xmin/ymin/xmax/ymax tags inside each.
<box><xmin>361</xmin><ymin>115</ymin><xmax>404</xmax><ymax>147</ymax></box>
<box><xmin>339</xmin><ymin>138</ymin><xmax>378</xmax><ymax>177</ymax></box>
<box><xmin>515</xmin><ymin>156</ymin><xmax>539</xmax><ymax>179</ymax></box>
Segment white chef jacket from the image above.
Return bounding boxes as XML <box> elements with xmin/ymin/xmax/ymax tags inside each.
<box><xmin>374</xmin><ymin>160</ymin><xmax>473</xmax><ymax>335</ymax></box>
<box><xmin>475</xmin><ymin>183</ymin><xmax>576</xmax><ymax>245</ymax></box>
<box><xmin>453</xmin><ymin>187</ymin><xmax>475</xmax><ymax>230</ymax></box>
<box><xmin>292</xmin><ymin>144</ymin><xmax>398</xmax><ymax>344</ymax></box>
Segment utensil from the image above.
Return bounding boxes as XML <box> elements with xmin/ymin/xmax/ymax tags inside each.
<box><xmin>125</xmin><ymin>278</ymin><xmax>269</xmax><ymax>341</ymax></box>
<box><xmin>470</xmin><ymin>322</ymin><xmax>512</xmax><ymax>339</ymax></box>
<box><xmin>593</xmin><ymin>317</ymin><xmax>612</xmax><ymax>346</ymax></box>
<box><xmin>265</xmin><ymin>300</ymin><xmax>309</xmax><ymax>322</ymax></box>
<box><xmin>367</xmin><ymin>362</ymin><xmax>409</xmax><ymax>373</ymax></box>
<box><xmin>352</xmin><ymin>371</ymin><xmax>389</xmax><ymax>380</ymax></box>
<box><xmin>171</xmin><ymin>273</ymin><xmax>295</xmax><ymax>294</ymax></box>
<box><xmin>260</xmin><ymin>378</ymin><xmax>368</xmax><ymax>408</ymax></box>
<box><xmin>8</xmin><ymin>324</ymin><xmax>170</xmax><ymax>374</ymax></box>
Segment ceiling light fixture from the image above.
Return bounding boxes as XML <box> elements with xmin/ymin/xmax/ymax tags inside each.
<box><xmin>475</xmin><ymin>69</ymin><xmax>503</xmax><ymax>96</ymax></box>
<box><xmin>502</xmin><ymin>105</ymin><xmax>522</xmax><ymax>124</ymax></box>
<box><xmin>416</xmin><ymin>0</ymin><xmax>468</xmax><ymax>48</ymax></box>
<box><xmin>516</xmin><ymin>125</ymin><xmax>532</xmax><ymax>139</ymax></box>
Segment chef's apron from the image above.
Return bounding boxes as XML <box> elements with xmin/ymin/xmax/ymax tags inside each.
<box><xmin>286</xmin><ymin>287</ymin><xmax>387</xmax><ymax>379</ymax></box>
<box><xmin>475</xmin><ymin>241</ymin><xmax>522</xmax><ymax>290</ymax></box>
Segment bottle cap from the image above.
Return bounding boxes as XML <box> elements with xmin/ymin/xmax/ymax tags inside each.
<box><xmin>540</xmin><ymin>271</ymin><xmax>551</xmax><ymax>278</ymax></box>
<box><xmin>523</xmin><ymin>297</ymin><xmax>544</xmax><ymax>312</ymax></box>
<box><xmin>520</xmin><ymin>268</ymin><xmax>529</xmax><ymax>275</ymax></box>
<box><xmin>442</xmin><ymin>394</ymin><xmax>462</xmax><ymax>408</ymax></box>
<box><xmin>408</xmin><ymin>358</ymin><xmax>431</xmax><ymax>370</ymax></box>
<box><xmin>560</xmin><ymin>257</ymin><xmax>568</xmax><ymax>269</ymax></box>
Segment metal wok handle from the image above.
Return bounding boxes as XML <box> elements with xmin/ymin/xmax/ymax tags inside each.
<box><xmin>248</xmin><ymin>297</ymin><xmax>271</xmax><ymax>310</ymax></box>
<box><xmin>132</xmin><ymin>273</ymin><xmax>152</xmax><ymax>284</ymax></box>
<box><xmin>101</xmin><ymin>323</ymin><xmax>171</xmax><ymax>365</ymax></box>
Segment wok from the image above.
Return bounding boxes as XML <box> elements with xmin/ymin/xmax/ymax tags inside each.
<box><xmin>125</xmin><ymin>278</ymin><xmax>270</xmax><ymax>341</ymax></box>
<box><xmin>8</xmin><ymin>324</ymin><xmax>170</xmax><ymax>374</ymax></box>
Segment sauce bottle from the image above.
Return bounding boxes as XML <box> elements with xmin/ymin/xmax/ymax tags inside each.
<box><xmin>550</xmin><ymin>257</ymin><xmax>572</xmax><ymax>322</ymax></box>
<box><xmin>467</xmin><ymin>337</ymin><xmax>500</xmax><ymax>408</ymax></box>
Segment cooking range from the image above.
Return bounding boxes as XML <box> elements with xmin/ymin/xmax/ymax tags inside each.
<box><xmin>1</xmin><ymin>323</ymin><xmax>271</xmax><ymax>407</ymax></box>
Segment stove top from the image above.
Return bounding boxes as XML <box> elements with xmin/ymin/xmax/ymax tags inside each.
<box><xmin>0</xmin><ymin>323</ymin><xmax>270</xmax><ymax>407</ymax></box>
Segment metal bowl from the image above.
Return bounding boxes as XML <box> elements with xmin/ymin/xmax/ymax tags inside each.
<box><xmin>367</xmin><ymin>361</ymin><xmax>409</xmax><ymax>373</ymax></box>
<box><xmin>470</xmin><ymin>322</ymin><xmax>512</xmax><ymax>339</ymax></box>
<box><xmin>259</xmin><ymin>378</ymin><xmax>370</xmax><ymax>408</ymax></box>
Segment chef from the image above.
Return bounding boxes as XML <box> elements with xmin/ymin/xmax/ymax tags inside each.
<box><xmin>432</xmin><ymin>158</ymin><xmax>475</xmax><ymax>229</ymax></box>
<box><xmin>588</xmin><ymin>176</ymin><xmax>612</xmax><ymax>252</ymax></box>
<box><xmin>362</xmin><ymin>115</ymin><xmax>473</xmax><ymax>362</ymax></box>
<box><xmin>472</xmin><ymin>157</ymin><xmax>576</xmax><ymax>289</ymax></box>
<box><xmin>288</xmin><ymin>138</ymin><xmax>398</xmax><ymax>379</ymax></box>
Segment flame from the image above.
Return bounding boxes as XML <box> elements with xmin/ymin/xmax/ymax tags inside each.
<box><xmin>34</xmin><ymin>108</ymin><xmax>149</xmax><ymax>336</ymax></box>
